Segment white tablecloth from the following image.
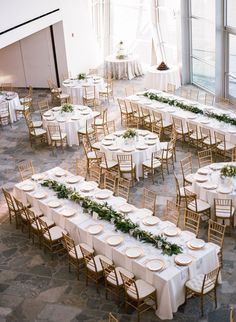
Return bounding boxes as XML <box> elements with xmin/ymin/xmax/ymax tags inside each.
<box><xmin>145</xmin><ymin>66</ymin><xmax>181</xmax><ymax>91</ymax></box>
<box><xmin>42</xmin><ymin>105</ymin><xmax>99</xmax><ymax>146</ymax></box>
<box><xmin>0</xmin><ymin>91</ymin><xmax>20</xmax><ymax>123</ymax></box>
<box><xmin>104</xmin><ymin>55</ymin><xmax>143</xmax><ymax>80</ymax></box>
<box><xmin>13</xmin><ymin>167</ymin><xmax>220</xmax><ymax>320</ymax></box>
<box><xmin>62</xmin><ymin>77</ymin><xmax>104</xmax><ymax>104</ymax></box>
<box><xmin>192</xmin><ymin>162</ymin><xmax>236</xmax><ymax>226</ymax></box>
<box><xmin>100</xmin><ymin>130</ymin><xmax>160</xmax><ymax>179</ymax></box>
<box><xmin>126</xmin><ymin>91</ymin><xmax>236</xmax><ymax>146</ymax></box>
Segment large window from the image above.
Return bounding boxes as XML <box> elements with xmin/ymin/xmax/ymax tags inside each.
<box><xmin>190</xmin><ymin>0</ymin><xmax>215</xmax><ymax>92</ymax></box>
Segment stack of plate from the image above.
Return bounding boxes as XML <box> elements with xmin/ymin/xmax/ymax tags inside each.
<box><xmin>66</xmin><ymin>176</ymin><xmax>81</xmax><ymax>184</ymax></box>
<box><xmin>146</xmin><ymin>258</ymin><xmax>165</xmax><ymax>272</ymax></box>
<box><xmin>87</xmin><ymin>224</ymin><xmax>103</xmax><ymax>235</ymax></box>
<box><xmin>163</xmin><ymin>227</ymin><xmax>181</xmax><ymax>237</ymax></box>
<box><xmin>34</xmin><ymin>191</ymin><xmax>48</xmax><ymax>199</ymax></box>
<box><xmin>60</xmin><ymin>207</ymin><xmax>76</xmax><ymax>217</ymax></box>
<box><xmin>31</xmin><ymin>173</ymin><xmax>45</xmax><ymax>181</ymax></box>
<box><xmin>197</xmin><ymin>168</ymin><xmax>210</xmax><ymax>175</ymax></box>
<box><xmin>95</xmin><ymin>190</ymin><xmax>112</xmax><ymax>200</ymax></box>
<box><xmin>106</xmin><ymin>235</ymin><xmax>123</xmax><ymax>246</ymax></box>
<box><xmin>187</xmin><ymin>239</ymin><xmax>205</xmax><ymax>250</ymax></box>
<box><xmin>80</xmin><ymin>183</ymin><xmax>96</xmax><ymax>192</ymax></box>
<box><xmin>142</xmin><ymin>216</ymin><xmax>160</xmax><ymax>226</ymax></box>
<box><xmin>21</xmin><ymin>183</ymin><xmax>35</xmax><ymax>192</ymax></box>
<box><xmin>47</xmin><ymin>200</ymin><xmax>62</xmax><ymax>208</ymax></box>
<box><xmin>194</xmin><ymin>175</ymin><xmax>208</xmax><ymax>183</ymax></box>
<box><xmin>119</xmin><ymin>204</ymin><xmax>134</xmax><ymax>214</ymax></box>
<box><xmin>125</xmin><ymin>247</ymin><xmax>143</xmax><ymax>259</ymax></box>
<box><xmin>54</xmin><ymin>169</ymin><xmax>66</xmax><ymax>177</ymax></box>
<box><xmin>175</xmin><ymin>254</ymin><xmax>192</xmax><ymax>266</ymax></box>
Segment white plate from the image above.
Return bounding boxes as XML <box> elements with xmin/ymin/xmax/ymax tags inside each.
<box><xmin>200</xmin><ymin>120</ymin><xmax>210</xmax><ymax>124</ymax></box>
<box><xmin>95</xmin><ymin>190</ymin><xmax>112</xmax><ymax>200</ymax></box>
<box><xmin>130</xmin><ymin>97</ymin><xmax>140</xmax><ymax>101</ymax></box>
<box><xmin>45</xmin><ymin>116</ymin><xmax>55</xmax><ymax>121</ymax></box>
<box><xmin>228</xmin><ymin>129</ymin><xmax>236</xmax><ymax>134</ymax></box>
<box><xmin>138</xmin><ymin>130</ymin><xmax>149</xmax><ymax>136</ymax></box>
<box><xmin>146</xmin><ymin>140</ymin><xmax>157</xmax><ymax>145</ymax></box>
<box><xmin>34</xmin><ymin>191</ymin><xmax>47</xmax><ymax>199</ymax></box>
<box><xmin>108</xmin><ymin>146</ymin><xmax>120</xmax><ymax>151</ymax></box>
<box><xmin>202</xmin><ymin>183</ymin><xmax>217</xmax><ymax>190</ymax></box>
<box><xmin>80</xmin><ymin>111</ymin><xmax>90</xmax><ymax>115</ymax></box>
<box><xmin>54</xmin><ymin>169</ymin><xmax>66</xmax><ymax>177</ymax></box>
<box><xmin>197</xmin><ymin>168</ymin><xmax>210</xmax><ymax>175</ymax></box>
<box><xmin>66</xmin><ymin>176</ymin><xmax>81</xmax><ymax>184</ymax></box>
<box><xmin>31</xmin><ymin>173</ymin><xmax>45</xmax><ymax>181</ymax></box>
<box><xmin>142</xmin><ymin>216</ymin><xmax>160</xmax><ymax>226</ymax></box>
<box><xmin>21</xmin><ymin>184</ymin><xmax>35</xmax><ymax>192</ymax></box>
<box><xmin>87</xmin><ymin>224</ymin><xmax>103</xmax><ymax>235</ymax></box>
<box><xmin>57</xmin><ymin>117</ymin><xmax>66</xmax><ymax>122</ymax></box>
<box><xmin>126</xmin><ymin>247</ymin><xmax>143</xmax><ymax>259</ymax></box>
<box><xmin>119</xmin><ymin>204</ymin><xmax>134</xmax><ymax>213</ymax></box>
<box><xmin>122</xmin><ymin>147</ymin><xmax>135</xmax><ymax>152</ymax></box>
<box><xmin>48</xmin><ymin>200</ymin><xmax>62</xmax><ymax>208</ymax></box>
<box><xmin>105</xmin><ymin>134</ymin><xmax>115</xmax><ymax>140</ymax></box>
<box><xmin>102</xmin><ymin>140</ymin><xmax>113</xmax><ymax>146</ymax></box>
<box><xmin>106</xmin><ymin>235</ymin><xmax>123</xmax><ymax>246</ymax></box>
<box><xmin>52</xmin><ymin>107</ymin><xmax>61</xmax><ymax>111</ymax></box>
<box><xmin>175</xmin><ymin>254</ymin><xmax>192</xmax><ymax>266</ymax></box>
<box><xmin>147</xmin><ymin>134</ymin><xmax>158</xmax><ymax>140</ymax></box>
<box><xmin>187</xmin><ymin>115</ymin><xmax>197</xmax><ymax>119</ymax></box>
<box><xmin>164</xmin><ymin>227</ymin><xmax>181</xmax><ymax>237</ymax></box>
<box><xmin>60</xmin><ymin>207</ymin><xmax>76</xmax><ymax>217</ymax></box>
<box><xmin>194</xmin><ymin>175</ymin><xmax>208</xmax><ymax>183</ymax></box>
<box><xmin>146</xmin><ymin>259</ymin><xmax>164</xmax><ymax>272</ymax></box>
<box><xmin>217</xmin><ymin>187</ymin><xmax>232</xmax><ymax>194</ymax></box>
<box><xmin>114</xmin><ymin>131</ymin><xmax>124</xmax><ymax>137</ymax></box>
<box><xmin>136</xmin><ymin>145</ymin><xmax>148</xmax><ymax>150</ymax></box>
<box><xmin>187</xmin><ymin>239</ymin><xmax>205</xmax><ymax>250</ymax></box>
<box><xmin>43</xmin><ymin>112</ymin><xmax>51</xmax><ymax>117</ymax></box>
<box><xmin>209</xmin><ymin>164</ymin><xmax>223</xmax><ymax>171</ymax></box>
<box><xmin>80</xmin><ymin>183</ymin><xmax>96</xmax><ymax>192</ymax></box>
<box><xmin>71</xmin><ymin>115</ymin><xmax>81</xmax><ymax>120</ymax></box>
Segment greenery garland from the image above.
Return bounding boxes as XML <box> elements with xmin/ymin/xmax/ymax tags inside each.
<box><xmin>143</xmin><ymin>91</ymin><xmax>236</xmax><ymax>126</ymax></box>
<box><xmin>41</xmin><ymin>179</ymin><xmax>183</xmax><ymax>256</ymax></box>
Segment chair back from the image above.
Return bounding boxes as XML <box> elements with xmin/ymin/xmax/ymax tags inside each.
<box><xmin>117</xmin><ymin>154</ymin><xmax>133</xmax><ymax>172</ymax></box>
<box><xmin>120</xmin><ymin>272</ymin><xmax>139</xmax><ymax>300</ymax></box>
<box><xmin>141</xmin><ymin>188</ymin><xmax>156</xmax><ymax>214</ymax></box>
<box><xmin>100</xmin><ymin>257</ymin><xmax>119</xmax><ymax>285</ymax></box>
<box><xmin>84</xmin><ymin>85</ymin><xmax>95</xmax><ymax>99</ymax></box>
<box><xmin>198</xmin><ymin>149</ymin><xmax>213</xmax><ymax>168</ymax></box>
<box><xmin>174</xmin><ymin>172</ymin><xmax>181</xmax><ymax>200</ymax></box>
<box><xmin>2</xmin><ymin>188</ymin><xmax>17</xmax><ymax>214</ymax></box>
<box><xmin>167</xmin><ymin>83</ymin><xmax>176</xmax><ymax>93</ymax></box>
<box><xmin>107</xmin><ymin>120</ymin><xmax>116</xmax><ymax>134</ymax></box>
<box><xmin>47</xmin><ymin>124</ymin><xmax>63</xmax><ymax>141</ymax></box>
<box><xmin>38</xmin><ymin>217</ymin><xmax>52</xmax><ymax>242</ymax></box>
<box><xmin>172</xmin><ymin>116</ymin><xmax>184</xmax><ymax>132</ymax></box>
<box><xmin>1</xmin><ymin>83</ymin><xmax>13</xmax><ymax>91</ymax></box>
<box><xmin>80</xmin><ymin>244</ymin><xmax>98</xmax><ymax>273</ymax></box>
<box><xmin>62</xmin><ymin>233</ymin><xmax>79</xmax><ymax>260</ymax></box>
<box><xmin>130</xmin><ymin>102</ymin><xmax>140</xmax><ymax>116</ymax></box>
<box><xmin>0</xmin><ymin>102</ymin><xmax>10</xmax><ymax>117</ymax></box>
<box><xmin>163</xmin><ymin>200</ymin><xmax>180</xmax><ymax>226</ymax></box>
<box><xmin>184</xmin><ymin>187</ymin><xmax>198</xmax><ymax>211</ymax></box>
<box><xmin>184</xmin><ymin>208</ymin><xmax>200</xmax><ymax>236</ymax></box>
<box><xmin>117</xmin><ymin>98</ymin><xmax>128</xmax><ymax>114</ymax></box>
<box><xmin>202</xmin><ymin>267</ymin><xmax>220</xmax><ymax>294</ymax></box>
<box><xmin>214</xmin><ymin>131</ymin><xmax>225</xmax><ymax>148</ymax></box>
<box><xmin>109</xmin><ymin>312</ymin><xmax>119</xmax><ymax>322</ymax></box>
<box><xmin>214</xmin><ymin>198</ymin><xmax>233</xmax><ymax>218</ymax></box>
<box><xmin>104</xmin><ymin>171</ymin><xmax>117</xmax><ymax>192</ymax></box>
<box><xmin>116</xmin><ymin>177</ymin><xmax>130</xmax><ymax>201</ymax></box>
<box><xmin>230</xmin><ymin>306</ymin><xmax>235</xmax><ymax>322</ymax></box>
<box><xmin>38</xmin><ymin>100</ymin><xmax>49</xmax><ymax>115</ymax></box>
<box><xmin>17</xmin><ymin>160</ymin><xmax>35</xmax><ymax>181</ymax></box>
<box><xmin>88</xmin><ymin>164</ymin><xmax>101</xmax><ymax>185</ymax></box>
<box><xmin>208</xmin><ymin>219</ymin><xmax>226</xmax><ymax>248</ymax></box>
<box><xmin>180</xmin><ymin>154</ymin><xmax>193</xmax><ymax>181</ymax></box>
<box><xmin>200</xmin><ymin>126</ymin><xmax>211</xmax><ymax>142</ymax></box>
<box><xmin>25</xmin><ymin>207</ymin><xmax>39</xmax><ymax>227</ymax></box>
<box><xmin>190</xmin><ymin>89</ymin><xmax>199</xmax><ymax>101</ymax></box>
<box><xmin>187</xmin><ymin>121</ymin><xmax>198</xmax><ymax>136</ymax></box>
<box><xmin>204</xmin><ymin>93</ymin><xmax>215</xmax><ymax>105</ymax></box>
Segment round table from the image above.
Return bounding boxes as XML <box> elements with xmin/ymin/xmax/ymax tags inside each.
<box><xmin>104</xmin><ymin>54</ymin><xmax>143</xmax><ymax>80</ymax></box>
<box><xmin>62</xmin><ymin>76</ymin><xmax>104</xmax><ymax>104</ymax></box>
<box><xmin>145</xmin><ymin>65</ymin><xmax>181</xmax><ymax>91</ymax></box>
<box><xmin>100</xmin><ymin>130</ymin><xmax>160</xmax><ymax>179</ymax></box>
<box><xmin>42</xmin><ymin>105</ymin><xmax>99</xmax><ymax>146</ymax></box>
<box><xmin>0</xmin><ymin>91</ymin><xmax>21</xmax><ymax>123</ymax></box>
<box><xmin>192</xmin><ymin>162</ymin><xmax>236</xmax><ymax>226</ymax></box>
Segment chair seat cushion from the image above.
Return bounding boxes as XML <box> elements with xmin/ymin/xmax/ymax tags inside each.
<box><xmin>31</xmin><ymin>128</ymin><xmax>47</xmax><ymax>136</ymax></box>
<box><xmin>45</xmin><ymin>226</ymin><xmax>67</xmax><ymax>241</ymax></box>
<box><xmin>203</xmin><ymin>138</ymin><xmax>218</xmax><ymax>146</ymax></box>
<box><xmin>142</xmin><ymin>159</ymin><xmax>161</xmax><ymax>168</ymax></box>
<box><xmin>83</xmin><ymin>95</ymin><xmax>95</xmax><ymax>100</ymax></box>
<box><xmin>120</xmin><ymin>163</ymin><xmax>135</xmax><ymax>172</ymax></box>
<box><xmin>32</xmin><ymin>121</ymin><xmax>43</xmax><ymax>128</ymax></box>
<box><xmin>16</xmin><ymin>105</ymin><xmax>29</xmax><ymax>112</ymax></box>
<box><xmin>127</xmin><ymin>279</ymin><xmax>155</xmax><ymax>300</ymax></box>
<box><xmin>185</xmin><ymin>274</ymin><xmax>214</xmax><ymax>294</ymax></box>
<box><xmin>51</xmin><ymin>133</ymin><xmax>67</xmax><ymax>140</ymax></box>
<box><xmin>188</xmin><ymin>199</ymin><xmax>210</xmax><ymax>212</ymax></box>
<box><xmin>68</xmin><ymin>244</ymin><xmax>83</xmax><ymax>260</ymax></box>
<box><xmin>87</xmin><ymin>254</ymin><xmax>111</xmax><ymax>273</ymax></box>
<box><xmin>215</xmin><ymin>206</ymin><xmax>235</xmax><ymax>218</ymax></box>
<box><xmin>20</xmin><ymin>97</ymin><xmax>32</xmax><ymax>103</ymax></box>
<box><xmin>30</xmin><ymin>207</ymin><xmax>43</xmax><ymax>217</ymax></box>
<box><xmin>107</xmin><ymin>267</ymin><xmax>134</xmax><ymax>286</ymax></box>
<box><xmin>87</xmin><ymin>151</ymin><xmax>97</xmax><ymax>159</ymax></box>
<box><xmin>190</xmin><ymin>132</ymin><xmax>202</xmax><ymax>140</ymax></box>
<box><xmin>185</xmin><ymin>173</ymin><xmax>195</xmax><ymax>183</ymax></box>
<box><xmin>92</xmin><ymin>142</ymin><xmax>101</xmax><ymax>150</ymax></box>
<box><xmin>57</xmin><ymin>93</ymin><xmax>70</xmax><ymax>99</ymax></box>
<box><xmin>38</xmin><ymin>216</ymin><xmax>54</xmax><ymax>227</ymax></box>
<box><xmin>163</xmin><ymin>121</ymin><xmax>172</xmax><ymax>128</ymax></box>
<box><xmin>51</xmin><ymin>88</ymin><xmax>62</xmax><ymax>93</ymax></box>
<box><xmin>176</xmin><ymin>127</ymin><xmax>189</xmax><ymax>135</ymax></box>
<box><xmin>100</xmin><ymin>160</ymin><xmax>118</xmax><ymax>169</ymax></box>
<box><xmin>78</xmin><ymin>128</ymin><xmax>94</xmax><ymax>135</ymax></box>
<box><xmin>217</xmin><ymin>142</ymin><xmax>235</xmax><ymax>151</ymax></box>
<box><xmin>94</xmin><ymin>118</ymin><xmax>104</xmax><ymax>125</ymax></box>
<box><xmin>179</xmin><ymin>185</ymin><xmax>193</xmax><ymax>196</ymax></box>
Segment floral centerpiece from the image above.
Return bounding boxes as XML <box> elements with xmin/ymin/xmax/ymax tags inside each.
<box><xmin>77</xmin><ymin>73</ymin><xmax>86</xmax><ymax>80</ymax></box>
<box><xmin>122</xmin><ymin>128</ymin><xmax>137</xmax><ymax>139</ymax></box>
<box><xmin>220</xmin><ymin>165</ymin><xmax>236</xmax><ymax>178</ymax></box>
<box><xmin>61</xmin><ymin>103</ymin><xmax>73</xmax><ymax>113</ymax></box>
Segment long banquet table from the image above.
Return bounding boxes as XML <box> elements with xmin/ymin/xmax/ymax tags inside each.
<box><xmin>13</xmin><ymin>167</ymin><xmax>220</xmax><ymax>320</ymax></box>
<box><xmin>126</xmin><ymin>90</ymin><xmax>236</xmax><ymax>145</ymax></box>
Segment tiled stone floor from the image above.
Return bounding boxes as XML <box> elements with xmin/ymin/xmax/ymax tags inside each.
<box><xmin>0</xmin><ymin>77</ymin><xmax>235</xmax><ymax>322</ymax></box>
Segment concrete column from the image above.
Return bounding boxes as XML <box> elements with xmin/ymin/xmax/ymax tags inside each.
<box><xmin>180</xmin><ymin>0</ymin><xmax>191</xmax><ymax>84</ymax></box>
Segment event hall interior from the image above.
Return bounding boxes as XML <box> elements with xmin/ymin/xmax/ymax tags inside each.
<box><xmin>0</xmin><ymin>1</ymin><xmax>236</xmax><ymax>321</ymax></box>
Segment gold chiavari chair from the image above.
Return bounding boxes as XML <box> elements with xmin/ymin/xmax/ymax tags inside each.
<box><xmin>47</xmin><ymin>124</ymin><xmax>68</xmax><ymax>152</ymax></box>
<box><xmin>2</xmin><ymin>188</ymin><xmax>20</xmax><ymax>227</ymax></box>
<box><xmin>152</xmin><ymin>110</ymin><xmax>172</xmax><ymax>138</ymax></box>
<box><xmin>38</xmin><ymin>217</ymin><xmax>67</xmax><ymax>255</ymax></box>
<box><xmin>208</xmin><ymin>220</ymin><xmax>226</xmax><ymax>267</ymax></box>
<box><xmin>125</xmin><ymin>86</ymin><xmax>135</xmax><ymax>97</ymax></box>
<box><xmin>20</xmin><ymin>85</ymin><xmax>33</xmax><ymax>107</ymax></box>
<box><xmin>86</xmin><ymin>129</ymin><xmax>101</xmax><ymax>151</ymax></box>
<box><xmin>0</xmin><ymin>102</ymin><xmax>11</xmax><ymax>127</ymax></box>
<box><xmin>141</xmin><ymin>188</ymin><xmax>157</xmax><ymax>215</ymax></box>
<box><xmin>180</xmin><ymin>154</ymin><xmax>194</xmax><ymax>186</ymax></box>
<box><xmin>117</xmin><ymin>154</ymin><xmax>136</xmax><ymax>187</ymax></box>
<box><xmin>232</xmin><ymin>147</ymin><xmax>236</xmax><ymax>162</ymax></box>
<box><xmin>103</xmin><ymin>171</ymin><xmax>117</xmax><ymax>192</ymax></box>
<box><xmin>200</xmin><ymin>127</ymin><xmax>217</xmax><ymax>150</ymax></box>
<box><xmin>160</xmin><ymin>139</ymin><xmax>175</xmax><ymax>175</ymax></box>
<box><xmin>62</xmin><ymin>233</ymin><xmax>84</xmax><ymax>279</ymax></box>
<box><xmin>187</xmin><ymin>121</ymin><xmax>202</xmax><ymax>149</ymax></box>
<box><xmin>79</xmin><ymin>244</ymin><xmax>110</xmax><ymax>293</ymax></box>
<box><xmin>117</xmin><ymin>98</ymin><xmax>133</xmax><ymax>127</ymax></box>
<box><xmin>106</xmin><ymin>120</ymin><xmax>116</xmax><ymax>134</ymax></box>
<box><xmin>78</xmin><ymin>119</ymin><xmax>96</xmax><ymax>143</ymax></box>
<box><xmin>99</xmin><ymin>78</ymin><xmax>113</xmax><ymax>103</ymax></box>
<box><xmin>116</xmin><ymin>177</ymin><xmax>130</xmax><ymax>202</ymax></box>
<box><xmin>1</xmin><ymin>82</ymin><xmax>13</xmax><ymax>91</ymax></box>
<box><xmin>82</xmin><ymin>85</ymin><xmax>96</xmax><ymax>107</ymax></box>
<box><xmin>214</xmin><ymin>198</ymin><xmax>235</xmax><ymax>232</ymax></box>
<box><xmin>204</xmin><ymin>93</ymin><xmax>215</xmax><ymax>106</ymax></box>
<box><xmin>214</xmin><ymin>131</ymin><xmax>235</xmax><ymax>160</ymax></box>
<box><xmin>130</xmin><ymin>102</ymin><xmax>143</xmax><ymax>128</ymax></box>
<box><xmin>120</xmin><ymin>272</ymin><xmax>157</xmax><ymax>322</ymax></box>
<box><xmin>65</xmin><ymin>158</ymin><xmax>87</xmax><ymax>177</ymax></box>
<box><xmin>82</xmin><ymin>139</ymin><xmax>100</xmax><ymax>176</ymax></box>
<box><xmin>162</xmin><ymin>200</ymin><xmax>180</xmax><ymax>226</ymax></box>
<box><xmin>185</xmin><ymin>267</ymin><xmax>220</xmax><ymax>316</ymax></box>
<box><xmin>26</xmin><ymin>119</ymin><xmax>48</xmax><ymax>147</ymax></box>
<box><xmin>198</xmin><ymin>149</ymin><xmax>213</xmax><ymax>168</ymax></box>
<box><xmin>93</xmin><ymin>108</ymin><xmax>108</xmax><ymax>135</ymax></box>
<box><xmin>142</xmin><ymin>151</ymin><xmax>163</xmax><ymax>183</ymax></box>
<box><xmin>166</xmin><ymin>83</ymin><xmax>176</xmax><ymax>94</ymax></box>
<box><xmin>184</xmin><ymin>188</ymin><xmax>211</xmax><ymax>221</ymax></box>
<box><xmin>95</xmin><ymin>151</ymin><xmax>118</xmax><ymax>173</ymax></box>
<box><xmin>100</xmin><ymin>257</ymin><xmax>134</xmax><ymax>303</ymax></box>
<box><xmin>13</xmin><ymin>197</ymin><xmax>30</xmax><ymax>234</ymax></box>
<box><xmin>174</xmin><ymin>172</ymin><xmax>192</xmax><ymax>206</ymax></box>
<box><xmin>15</xmin><ymin>96</ymin><xmax>31</xmax><ymax>119</ymax></box>
<box><xmin>87</xmin><ymin>164</ymin><xmax>102</xmax><ymax>186</ymax></box>
<box><xmin>109</xmin><ymin>312</ymin><xmax>119</xmax><ymax>322</ymax></box>
<box><xmin>190</xmin><ymin>89</ymin><xmax>199</xmax><ymax>101</ymax></box>
<box><xmin>51</xmin><ymin>86</ymin><xmax>70</xmax><ymax>105</ymax></box>
<box><xmin>230</xmin><ymin>306</ymin><xmax>235</xmax><ymax>322</ymax></box>
<box><xmin>17</xmin><ymin>160</ymin><xmax>35</xmax><ymax>181</ymax></box>
<box><xmin>172</xmin><ymin>116</ymin><xmax>190</xmax><ymax>144</ymax></box>
<box><xmin>183</xmin><ymin>208</ymin><xmax>201</xmax><ymax>237</ymax></box>
<box><xmin>139</xmin><ymin>106</ymin><xmax>150</xmax><ymax>129</ymax></box>
<box><xmin>38</xmin><ymin>100</ymin><xmax>50</xmax><ymax>119</ymax></box>
<box><xmin>179</xmin><ymin>87</ymin><xmax>190</xmax><ymax>98</ymax></box>
<box><xmin>24</xmin><ymin>108</ymin><xmax>42</xmax><ymax>128</ymax></box>
<box><xmin>88</xmin><ymin>68</ymin><xmax>98</xmax><ymax>75</ymax></box>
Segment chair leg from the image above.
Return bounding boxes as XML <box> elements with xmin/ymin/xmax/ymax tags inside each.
<box><xmin>200</xmin><ymin>295</ymin><xmax>204</xmax><ymax>316</ymax></box>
